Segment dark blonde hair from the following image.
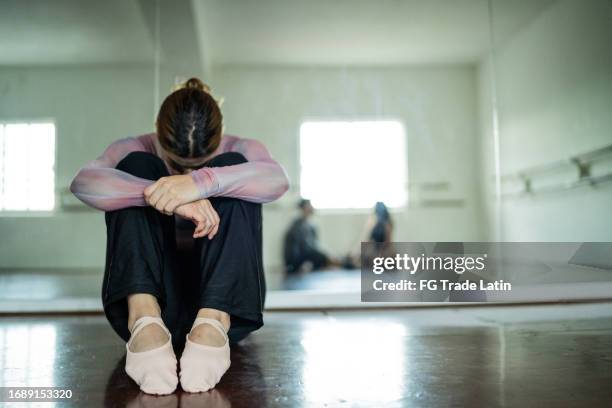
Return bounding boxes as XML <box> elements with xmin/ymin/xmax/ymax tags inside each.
<box><xmin>156</xmin><ymin>77</ymin><xmax>223</xmax><ymax>172</ymax></box>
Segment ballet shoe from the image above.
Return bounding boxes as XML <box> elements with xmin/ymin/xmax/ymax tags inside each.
<box><xmin>179</xmin><ymin>317</ymin><xmax>231</xmax><ymax>393</ymax></box>
<box><xmin>125</xmin><ymin>316</ymin><xmax>178</xmax><ymax>395</ymax></box>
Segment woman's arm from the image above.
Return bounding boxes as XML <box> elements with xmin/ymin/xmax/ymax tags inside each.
<box><xmin>190</xmin><ymin>137</ymin><xmax>289</xmax><ymax>203</ymax></box>
<box><xmin>69</xmin><ymin>137</ymin><xmax>154</xmax><ymax>211</ymax></box>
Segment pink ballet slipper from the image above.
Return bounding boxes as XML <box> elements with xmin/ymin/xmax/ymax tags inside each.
<box><xmin>125</xmin><ymin>316</ymin><xmax>178</xmax><ymax>395</ymax></box>
<box><xmin>179</xmin><ymin>317</ymin><xmax>231</xmax><ymax>393</ymax></box>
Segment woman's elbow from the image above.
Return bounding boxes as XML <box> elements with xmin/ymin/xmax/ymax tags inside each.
<box><xmin>260</xmin><ymin>173</ymin><xmax>289</xmax><ymax>203</ymax></box>
<box><xmin>68</xmin><ymin>179</ymin><xmax>89</xmax><ymax>207</ymax></box>
<box><xmin>274</xmin><ymin>169</ymin><xmax>290</xmax><ymax>199</ymax></box>
<box><xmin>68</xmin><ymin>175</ymin><xmax>99</xmax><ymax>210</ymax></box>
<box><xmin>69</xmin><ymin>173</ymin><xmax>82</xmax><ymax>197</ymax></box>
<box><xmin>274</xmin><ymin>179</ymin><xmax>289</xmax><ymax>200</ymax></box>
<box><xmin>69</xmin><ymin>178</ymin><xmax>78</xmax><ymax>196</ymax></box>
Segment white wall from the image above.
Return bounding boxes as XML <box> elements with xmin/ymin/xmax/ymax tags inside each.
<box><xmin>0</xmin><ymin>65</ymin><xmax>155</xmax><ymax>268</ymax></box>
<box><xmin>211</xmin><ymin>65</ymin><xmax>486</xmax><ymax>276</ymax></box>
<box><xmin>477</xmin><ymin>0</ymin><xmax>612</xmax><ymax>241</ymax></box>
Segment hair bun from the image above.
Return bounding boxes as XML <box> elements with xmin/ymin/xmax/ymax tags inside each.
<box><xmin>185</xmin><ymin>77</ymin><xmax>209</xmax><ymax>92</ymax></box>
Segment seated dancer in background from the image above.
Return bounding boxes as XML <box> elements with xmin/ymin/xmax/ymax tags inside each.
<box><xmin>345</xmin><ymin>201</ymin><xmax>394</xmax><ymax>268</ymax></box>
<box><xmin>282</xmin><ymin>199</ymin><xmax>332</xmax><ymax>274</ymax></box>
<box><xmin>369</xmin><ymin>201</ymin><xmax>393</xmax><ymax>247</ymax></box>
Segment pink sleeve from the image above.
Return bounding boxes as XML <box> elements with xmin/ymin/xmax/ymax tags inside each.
<box><xmin>190</xmin><ymin>137</ymin><xmax>289</xmax><ymax>203</ymax></box>
<box><xmin>69</xmin><ymin>137</ymin><xmax>155</xmax><ymax>211</ymax></box>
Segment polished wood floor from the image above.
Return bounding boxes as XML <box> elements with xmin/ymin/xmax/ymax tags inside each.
<box><xmin>1</xmin><ymin>303</ymin><xmax>612</xmax><ymax>407</ymax></box>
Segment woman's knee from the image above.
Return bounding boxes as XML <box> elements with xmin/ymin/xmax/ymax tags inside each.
<box><xmin>204</xmin><ymin>152</ymin><xmax>247</xmax><ymax>168</ymax></box>
<box><xmin>116</xmin><ymin>151</ymin><xmax>168</xmax><ymax>179</ymax></box>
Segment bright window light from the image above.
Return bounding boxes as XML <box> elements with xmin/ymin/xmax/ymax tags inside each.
<box><xmin>0</xmin><ymin>122</ymin><xmax>56</xmax><ymax>211</ymax></box>
<box><xmin>300</xmin><ymin>120</ymin><xmax>407</xmax><ymax>209</ymax></box>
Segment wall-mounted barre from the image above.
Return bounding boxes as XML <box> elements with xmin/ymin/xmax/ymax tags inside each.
<box><xmin>500</xmin><ymin>144</ymin><xmax>612</xmax><ymax>196</ymax></box>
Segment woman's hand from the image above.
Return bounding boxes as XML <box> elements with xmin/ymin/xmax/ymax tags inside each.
<box><xmin>144</xmin><ymin>174</ymin><xmax>200</xmax><ymax>215</ymax></box>
<box><xmin>174</xmin><ymin>199</ymin><xmax>220</xmax><ymax>239</ymax></box>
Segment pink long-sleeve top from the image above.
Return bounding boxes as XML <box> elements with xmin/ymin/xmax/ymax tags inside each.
<box><xmin>70</xmin><ymin>133</ymin><xmax>289</xmax><ymax>212</ymax></box>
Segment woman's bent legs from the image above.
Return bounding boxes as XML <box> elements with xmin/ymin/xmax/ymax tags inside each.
<box><xmin>103</xmin><ymin>151</ymin><xmax>266</xmax><ymax>348</ymax></box>
<box><xmin>178</xmin><ymin>151</ymin><xmax>263</xmax><ymax>392</ymax></box>
<box><xmin>102</xmin><ymin>150</ymin><xmax>266</xmax><ymax>394</ymax></box>
<box><xmin>194</xmin><ymin>152</ymin><xmax>265</xmax><ymax>345</ymax></box>
<box><xmin>102</xmin><ymin>151</ymin><xmax>183</xmax><ymax>347</ymax></box>
<box><xmin>173</xmin><ymin>152</ymin><xmax>266</xmax><ymax>345</ymax></box>
<box><xmin>189</xmin><ymin>195</ymin><xmax>265</xmax><ymax>344</ymax></box>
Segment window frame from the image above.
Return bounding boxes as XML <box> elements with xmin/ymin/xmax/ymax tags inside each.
<box><xmin>297</xmin><ymin>118</ymin><xmax>408</xmax><ymax>213</ymax></box>
<box><xmin>0</xmin><ymin>118</ymin><xmax>58</xmax><ymax>216</ymax></box>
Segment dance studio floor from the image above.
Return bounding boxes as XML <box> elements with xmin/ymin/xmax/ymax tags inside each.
<box><xmin>1</xmin><ymin>302</ymin><xmax>612</xmax><ymax>407</ymax></box>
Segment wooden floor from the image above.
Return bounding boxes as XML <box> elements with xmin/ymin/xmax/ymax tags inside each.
<box><xmin>1</xmin><ymin>303</ymin><xmax>612</xmax><ymax>407</ymax></box>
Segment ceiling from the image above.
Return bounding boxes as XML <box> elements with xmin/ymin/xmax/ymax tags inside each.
<box><xmin>0</xmin><ymin>0</ymin><xmax>154</xmax><ymax>65</ymax></box>
<box><xmin>0</xmin><ymin>0</ymin><xmax>557</xmax><ymax>67</ymax></box>
<box><xmin>195</xmin><ymin>0</ymin><xmax>557</xmax><ymax>66</ymax></box>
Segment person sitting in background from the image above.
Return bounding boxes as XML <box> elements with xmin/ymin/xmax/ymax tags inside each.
<box><xmin>283</xmin><ymin>199</ymin><xmax>331</xmax><ymax>275</ymax></box>
<box><xmin>369</xmin><ymin>201</ymin><xmax>393</xmax><ymax>247</ymax></box>
<box><xmin>345</xmin><ymin>201</ymin><xmax>394</xmax><ymax>268</ymax></box>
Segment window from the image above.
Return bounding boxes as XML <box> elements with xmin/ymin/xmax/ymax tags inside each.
<box><xmin>299</xmin><ymin>120</ymin><xmax>407</xmax><ymax>209</ymax></box>
<box><xmin>0</xmin><ymin>122</ymin><xmax>56</xmax><ymax>211</ymax></box>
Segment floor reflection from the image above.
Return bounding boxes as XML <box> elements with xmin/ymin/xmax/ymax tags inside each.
<box><xmin>122</xmin><ymin>390</ymin><xmax>231</xmax><ymax>408</ymax></box>
<box><xmin>0</xmin><ymin>324</ymin><xmax>57</xmax><ymax>387</ymax></box>
<box><xmin>300</xmin><ymin>319</ymin><xmax>406</xmax><ymax>404</ymax></box>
